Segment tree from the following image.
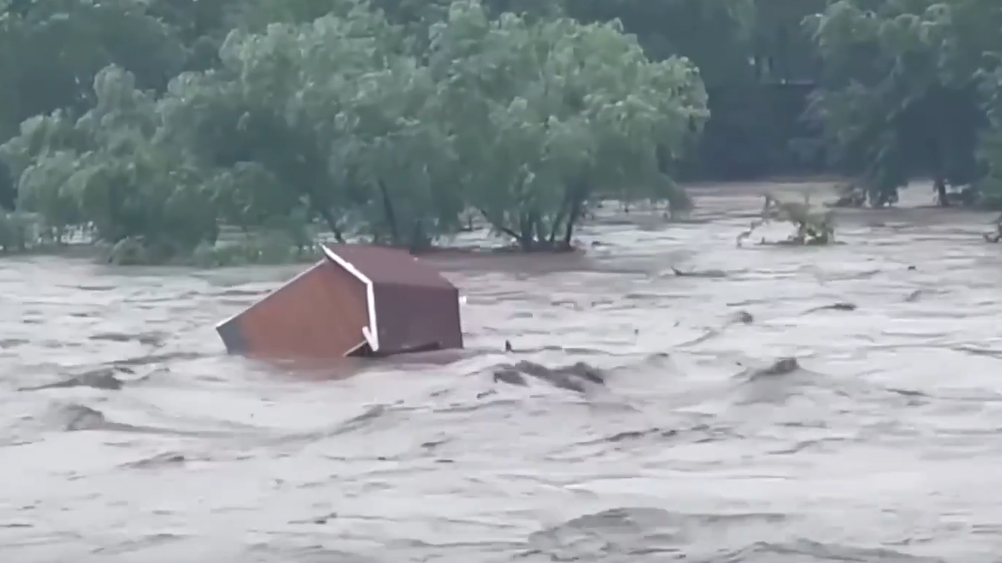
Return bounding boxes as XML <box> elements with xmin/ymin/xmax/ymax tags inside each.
<box><xmin>563</xmin><ymin>0</ymin><xmax>770</xmax><ymax>179</ymax></box>
<box><xmin>0</xmin><ymin>0</ymin><xmax>190</xmax><ymax>220</ymax></box>
<box><xmin>1</xmin><ymin>66</ymin><xmax>219</xmax><ymax>259</ymax></box>
<box><xmin>427</xmin><ymin>0</ymin><xmax>707</xmax><ymax>250</ymax></box>
<box><xmin>807</xmin><ymin>0</ymin><xmax>1000</xmax><ymax>206</ymax></box>
<box><xmin>0</xmin><ymin>0</ymin><xmax>185</xmax><ymax>137</ymax></box>
<box><xmin>0</xmin><ymin>0</ymin><xmax>709</xmax><ymax>260</ymax></box>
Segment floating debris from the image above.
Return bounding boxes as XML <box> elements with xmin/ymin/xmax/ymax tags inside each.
<box><xmin>750</xmin><ymin>357</ymin><xmax>801</xmax><ymax>378</ymax></box>
<box><xmin>730</xmin><ymin>310</ymin><xmax>754</xmax><ymax>324</ymax></box>
<box><xmin>492</xmin><ymin>360</ymin><xmax>606</xmax><ymax>393</ymax></box>
<box><xmin>669</xmin><ymin>266</ymin><xmax>728</xmax><ymax>278</ymax></box>
<box><xmin>803</xmin><ymin>302</ymin><xmax>857</xmax><ymax>314</ymax></box>
<box><xmin>216</xmin><ymin>244</ymin><xmax>464</xmax><ymax>361</ymax></box>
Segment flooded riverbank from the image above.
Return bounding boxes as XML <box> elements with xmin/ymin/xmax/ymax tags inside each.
<box><xmin>4</xmin><ymin>181</ymin><xmax>1002</xmax><ymax>562</ymax></box>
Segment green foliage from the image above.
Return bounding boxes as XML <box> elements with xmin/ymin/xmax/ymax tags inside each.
<box><xmin>427</xmin><ymin>1</ymin><xmax>707</xmax><ymax>249</ymax></box>
<box><xmin>2</xmin><ymin>65</ymin><xmax>220</xmax><ymax>260</ymax></box>
<box><xmin>0</xmin><ymin>0</ymin><xmax>709</xmax><ymax>262</ymax></box>
<box><xmin>807</xmin><ymin>0</ymin><xmax>1002</xmax><ymax>206</ymax></box>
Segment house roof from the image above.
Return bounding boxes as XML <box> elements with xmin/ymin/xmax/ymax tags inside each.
<box><xmin>322</xmin><ymin>244</ymin><xmax>456</xmax><ymax>290</ymax></box>
<box><xmin>321</xmin><ymin>243</ymin><xmax>458</xmax><ymax>354</ymax></box>
<box><xmin>213</xmin><ymin>243</ymin><xmax>463</xmax><ymax>360</ymax></box>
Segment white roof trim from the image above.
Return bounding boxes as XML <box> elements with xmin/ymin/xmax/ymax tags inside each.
<box><xmin>322</xmin><ymin>245</ymin><xmax>380</xmax><ymax>353</ymax></box>
<box><xmin>343</xmin><ymin>339</ymin><xmax>370</xmax><ymax>357</ymax></box>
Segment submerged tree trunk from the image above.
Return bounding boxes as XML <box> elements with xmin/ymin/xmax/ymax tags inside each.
<box><xmin>477</xmin><ymin>207</ymin><xmax>521</xmax><ymax>245</ymax></box>
<box><xmin>480</xmin><ymin>194</ymin><xmax>584</xmax><ymax>253</ymax></box>
<box><xmin>934</xmin><ymin>176</ymin><xmax>949</xmax><ymax>207</ymax></box>
<box><xmin>408</xmin><ymin>220</ymin><xmax>432</xmax><ymax>253</ymax></box>
<box><xmin>518</xmin><ymin>211</ymin><xmax>533</xmax><ymax>251</ymax></box>
<box><xmin>311</xmin><ymin>202</ymin><xmax>344</xmax><ymax>243</ymax></box>
<box><xmin>561</xmin><ymin>178</ymin><xmax>589</xmax><ymax>248</ymax></box>
<box><xmin>563</xmin><ymin>197</ymin><xmax>582</xmax><ymax>246</ymax></box>
<box><xmin>376</xmin><ymin>180</ymin><xmax>400</xmax><ymax>244</ymax></box>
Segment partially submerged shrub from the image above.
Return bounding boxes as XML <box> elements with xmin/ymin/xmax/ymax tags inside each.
<box><xmin>737</xmin><ymin>193</ymin><xmax>836</xmax><ymax>246</ymax></box>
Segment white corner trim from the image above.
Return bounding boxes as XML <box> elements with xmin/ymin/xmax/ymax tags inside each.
<box><xmin>322</xmin><ymin>245</ymin><xmax>380</xmax><ymax>352</ymax></box>
<box><xmin>361</xmin><ymin>326</ymin><xmax>376</xmax><ymax>351</ymax></box>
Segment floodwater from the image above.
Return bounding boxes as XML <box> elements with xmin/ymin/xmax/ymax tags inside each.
<box><xmin>4</xmin><ymin>181</ymin><xmax>1002</xmax><ymax>562</ymax></box>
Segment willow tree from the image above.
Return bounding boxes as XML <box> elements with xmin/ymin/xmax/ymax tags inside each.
<box><xmin>185</xmin><ymin>0</ymin><xmax>709</xmax><ymax>251</ymax></box>
<box><xmin>0</xmin><ymin>0</ymin><xmax>189</xmax><ymax>214</ymax></box>
<box><xmin>0</xmin><ymin>0</ymin><xmax>713</xmax><ymax>260</ymax></box>
<box><xmin>951</xmin><ymin>0</ymin><xmax>1002</xmax><ymax>208</ymax></box>
<box><xmin>807</xmin><ymin>0</ymin><xmax>992</xmax><ymax>206</ymax></box>
<box><xmin>1</xmin><ymin>66</ymin><xmax>219</xmax><ymax>259</ymax></box>
<box><xmin>154</xmin><ymin>13</ymin><xmax>389</xmax><ymax>243</ymax></box>
<box><xmin>426</xmin><ymin>0</ymin><xmax>708</xmax><ymax>250</ymax></box>
<box><xmin>290</xmin><ymin>9</ymin><xmax>464</xmax><ymax>249</ymax></box>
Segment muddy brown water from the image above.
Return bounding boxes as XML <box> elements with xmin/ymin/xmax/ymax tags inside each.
<box><xmin>5</xmin><ymin>181</ymin><xmax>1002</xmax><ymax>562</ymax></box>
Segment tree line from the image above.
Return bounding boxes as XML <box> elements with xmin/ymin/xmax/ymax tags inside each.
<box><xmin>0</xmin><ymin>0</ymin><xmax>1000</xmax><ymax>262</ymax></box>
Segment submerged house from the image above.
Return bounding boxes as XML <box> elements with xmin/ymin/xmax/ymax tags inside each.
<box><xmin>216</xmin><ymin>244</ymin><xmax>464</xmax><ymax>360</ymax></box>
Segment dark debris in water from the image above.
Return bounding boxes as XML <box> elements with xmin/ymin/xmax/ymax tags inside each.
<box><xmin>518</xmin><ymin>507</ymin><xmax>945</xmax><ymax>562</ymax></box>
<box><xmin>492</xmin><ymin>360</ymin><xmax>607</xmax><ymax>393</ymax></box>
<box><xmin>803</xmin><ymin>302</ymin><xmax>858</xmax><ymax>314</ymax></box>
<box><xmin>718</xmin><ymin>539</ymin><xmax>946</xmax><ymax>563</ymax></box>
<box><xmin>573</xmin><ymin>422</ymin><xmax>739</xmax><ymax>448</ymax></box>
<box><xmin>20</xmin><ymin>366</ymin><xmax>131</xmax><ymax>391</ymax></box>
<box><xmin>730</xmin><ymin>310</ymin><xmax>754</xmax><ymax>324</ymax></box>
<box><xmin>121</xmin><ymin>452</ymin><xmax>189</xmax><ymax>469</ymax></box>
<box><xmin>60</xmin><ymin>404</ymin><xmax>112</xmax><ymax>431</ymax></box>
<box><xmin>521</xmin><ymin>507</ymin><xmax>798</xmax><ymax>561</ymax></box>
<box><xmin>52</xmin><ymin>402</ymin><xmax>240</xmax><ymax>437</ymax></box>
<box><xmin>89</xmin><ymin>331</ymin><xmax>168</xmax><ymax>347</ymax></box>
<box><xmin>748</xmin><ymin>357</ymin><xmax>801</xmax><ymax>379</ymax></box>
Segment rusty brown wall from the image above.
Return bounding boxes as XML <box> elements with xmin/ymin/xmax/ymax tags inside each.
<box><xmin>372</xmin><ymin>285</ymin><xmax>463</xmax><ymax>354</ymax></box>
<box><xmin>218</xmin><ymin>260</ymin><xmax>370</xmax><ymax>360</ymax></box>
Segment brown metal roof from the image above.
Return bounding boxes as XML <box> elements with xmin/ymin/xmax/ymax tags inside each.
<box><xmin>323</xmin><ymin>244</ymin><xmax>456</xmax><ymax>289</ymax></box>
<box><xmin>217</xmin><ymin>243</ymin><xmax>464</xmax><ymax>360</ymax></box>
<box><xmin>321</xmin><ymin>243</ymin><xmax>463</xmax><ymax>356</ymax></box>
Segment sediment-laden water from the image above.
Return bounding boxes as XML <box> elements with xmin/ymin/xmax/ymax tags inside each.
<box><xmin>4</xmin><ymin>182</ymin><xmax>1002</xmax><ymax>562</ymax></box>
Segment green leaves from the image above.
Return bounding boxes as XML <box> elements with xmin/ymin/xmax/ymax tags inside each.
<box><xmin>807</xmin><ymin>0</ymin><xmax>999</xmax><ymax>205</ymax></box>
<box><xmin>0</xmin><ymin>0</ymin><xmax>708</xmax><ymax>260</ymax></box>
<box><xmin>0</xmin><ymin>64</ymin><xmax>220</xmax><ymax>254</ymax></box>
<box><xmin>424</xmin><ymin>1</ymin><xmax>706</xmax><ymax>246</ymax></box>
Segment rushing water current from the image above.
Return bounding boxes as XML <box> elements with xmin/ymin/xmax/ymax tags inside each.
<box><xmin>4</xmin><ymin>182</ymin><xmax>1002</xmax><ymax>562</ymax></box>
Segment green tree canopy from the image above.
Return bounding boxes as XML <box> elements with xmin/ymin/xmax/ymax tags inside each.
<box><xmin>0</xmin><ymin>0</ymin><xmax>707</xmax><ymax>260</ymax></box>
